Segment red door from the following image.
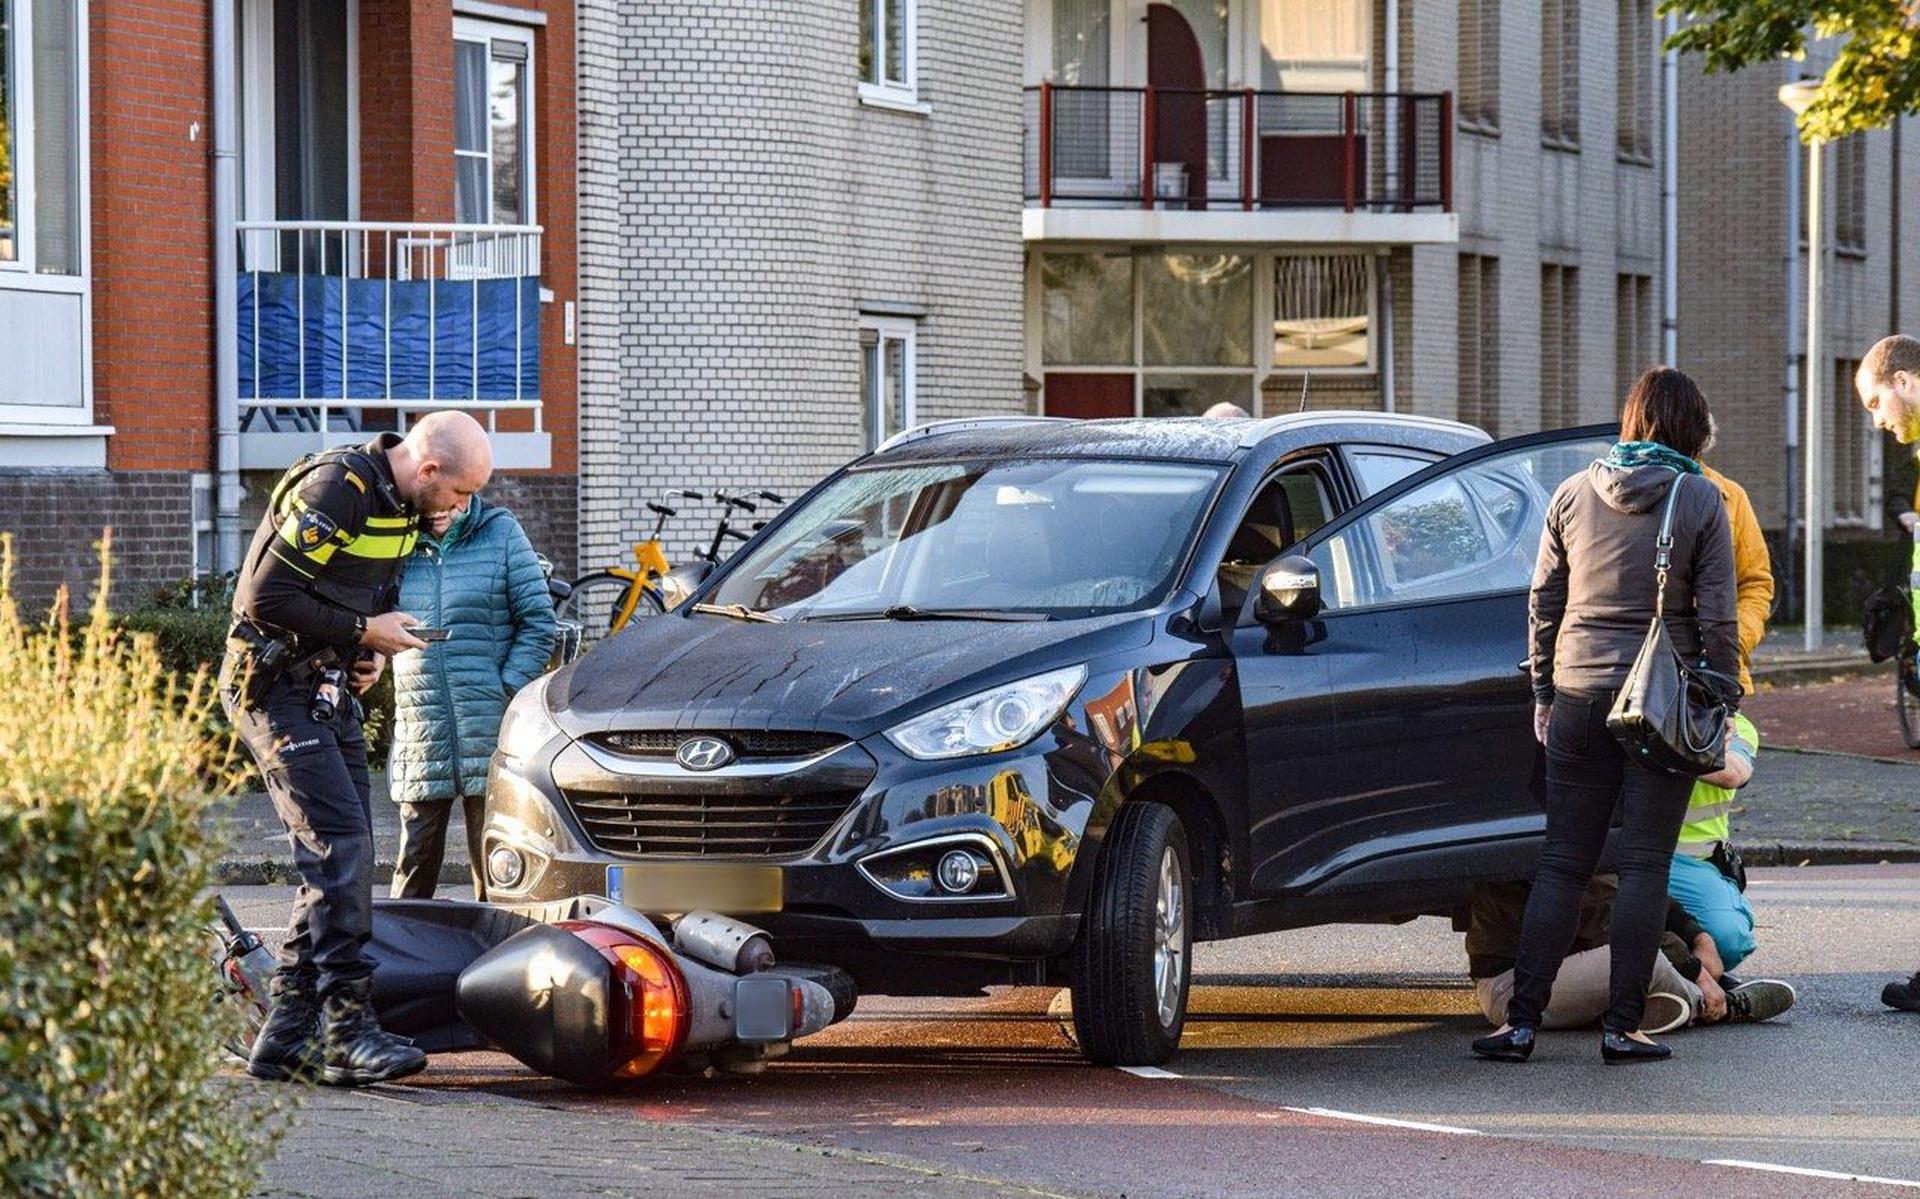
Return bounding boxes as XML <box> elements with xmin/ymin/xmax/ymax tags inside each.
<box><xmin>1044</xmin><ymin>373</ymin><xmax>1134</xmax><ymax>419</ymax></box>
<box><xmin>1146</xmin><ymin>4</ymin><xmax>1209</xmax><ymax>210</ymax></box>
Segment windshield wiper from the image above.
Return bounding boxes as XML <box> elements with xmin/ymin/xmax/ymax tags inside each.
<box><xmin>691</xmin><ymin>602</ymin><xmax>785</xmax><ymax>624</ymax></box>
<box><xmin>805</xmin><ymin>605</ymin><xmax>1046</xmax><ymax>623</ymax></box>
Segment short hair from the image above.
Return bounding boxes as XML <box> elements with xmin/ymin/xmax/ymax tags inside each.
<box><xmin>1619</xmin><ymin>366</ymin><xmax>1713</xmax><ymax>459</ymax></box>
<box><xmin>1859</xmin><ymin>335</ymin><xmax>1920</xmax><ymax>386</ymax></box>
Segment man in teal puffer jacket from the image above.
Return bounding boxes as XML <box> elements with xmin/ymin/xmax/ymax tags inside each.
<box><xmin>388</xmin><ymin>495</ymin><xmax>555</xmax><ymax>898</ymax></box>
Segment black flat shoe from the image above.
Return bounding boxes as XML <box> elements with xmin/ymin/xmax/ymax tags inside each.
<box><xmin>1600</xmin><ymin>1031</ymin><xmax>1671</xmax><ymax>1063</ymax></box>
<box><xmin>1471</xmin><ymin>1026</ymin><xmax>1534</xmax><ymax>1062</ymax></box>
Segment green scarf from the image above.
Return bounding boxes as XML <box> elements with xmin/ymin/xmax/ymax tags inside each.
<box><xmin>1605</xmin><ymin>440</ymin><xmax>1702</xmax><ymax>476</ymax></box>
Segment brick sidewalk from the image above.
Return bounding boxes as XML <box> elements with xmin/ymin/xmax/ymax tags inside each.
<box><xmin>1745</xmin><ymin>672</ymin><xmax>1920</xmax><ymax>761</ymax></box>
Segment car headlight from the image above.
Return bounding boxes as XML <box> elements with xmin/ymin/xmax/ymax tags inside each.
<box><xmin>499</xmin><ymin>674</ymin><xmax>563</xmax><ymax>761</ymax></box>
<box><xmin>884</xmin><ymin>665</ymin><xmax>1088</xmax><ymax>760</ymax></box>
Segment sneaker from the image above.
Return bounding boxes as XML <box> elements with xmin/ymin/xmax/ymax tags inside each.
<box><xmin>1882</xmin><ymin>972</ymin><xmax>1920</xmax><ymax>1012</ymax></box>
<box><xmin>1642</xmin><ymin>991</ymin><xmax>1692</xmax><ymax>1035</ymax></box>
<box><xmin>1726</xmin><ymin>979</ymin><xmax>1797</xmax><ymax>1023</ymax></box>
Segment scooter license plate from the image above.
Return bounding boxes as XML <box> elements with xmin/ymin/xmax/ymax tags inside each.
<box><xmin>605</xmin><ymin>863</ymin><xmax>784</xmax><ymax>914</ymax></box>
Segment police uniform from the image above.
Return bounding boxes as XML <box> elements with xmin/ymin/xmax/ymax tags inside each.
<box><xmin>222</xmin><ymin>432</ymin><xmax>424</xmax><ymax>1084</ymax></box>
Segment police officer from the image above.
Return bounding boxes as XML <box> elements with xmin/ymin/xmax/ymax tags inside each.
<box><xmin>224</xmin><ymin>411</ymin><xmax>494</xmax><ymax>1086</ymax></box>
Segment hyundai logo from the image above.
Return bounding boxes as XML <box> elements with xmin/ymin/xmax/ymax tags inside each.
<box><xmin>675</xmin><ymin>736</ymin><xmax>735</xmax><ymax>771</ymax></box>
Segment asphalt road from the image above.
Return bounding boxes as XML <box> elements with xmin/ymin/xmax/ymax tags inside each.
<box><xmin>224</xmin><ymin>865</ymin><xmax>1920</xmax><ymax>1198</ymax></box>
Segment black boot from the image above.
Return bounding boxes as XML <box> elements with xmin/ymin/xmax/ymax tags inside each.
<box><xmin>319</xmin><ymin>978</ymin><xmax>427</xmax><ymax>1087</ymax></box>
<box><xmin>247</xmin><ymin>979</ymin><xmax>324</xmax><ymax>1082</ymax></box>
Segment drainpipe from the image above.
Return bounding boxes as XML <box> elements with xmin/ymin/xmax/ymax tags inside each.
<box><xmin>212</xmin><ymin>0</ymin><xmax>242</xmax><ymax>571</ymax></box>
<box><xmin>1381</xmin><ymin>0</ymin><xmax>1397</xmax><ymax>412</ymax></box>
<box><xmin>1661</xmin><ymin>12</ymin><xmax>1678</xmax><ymax>363</ymax></box>
<box><xmin>1378</xmin><ymin>253</ymin><xmax>1396</xmax><ymax>412</ymax></box>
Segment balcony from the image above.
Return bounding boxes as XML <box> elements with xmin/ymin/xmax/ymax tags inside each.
<box><xmin>232</xmin><ymin>220</ymin><xmax>549</xmax><ymax>470</ymax></box>
<box><xmin>1022</xmin><ymin>86</ymin><xmax>1457</xmax><ymax>246</ymax></box>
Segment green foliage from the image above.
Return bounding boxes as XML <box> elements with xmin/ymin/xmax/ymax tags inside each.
<box><xmin>0</xmin><ymin>534</ymin><xmax>282</xmax><ymax>1199</ymax></box>
<box><xmin>116</xmin><ymin>573</ymin><xmax>234</xmax><ymax>683</ymax></box>
<box><xmin>1662</xmin><ymin>2</ymin><xmax>1920</xmax><ymax>141</ymax></box>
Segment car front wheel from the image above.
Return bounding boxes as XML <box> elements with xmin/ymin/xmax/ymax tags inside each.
<box><xmin>1069</xmin><ymin>802</ymin><xmax>1191</xmax><ymax>1066</ymax></box>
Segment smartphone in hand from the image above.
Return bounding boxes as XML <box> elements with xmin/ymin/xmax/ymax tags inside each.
<box><xmin>413</xmin><ymin>627</ymin><xmax>452</xmax><ymax>642</ymax></box>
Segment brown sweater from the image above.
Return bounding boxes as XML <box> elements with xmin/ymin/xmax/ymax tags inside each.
<box><xmin>1465</xmin><ymin>875</ymin><xmax>1706</xmax><ymax>980</ymax></box>
<box><xmin>1529</xmin><ymin>462</ymin><xmax>1739</xmax><ymax>704</ymax></box>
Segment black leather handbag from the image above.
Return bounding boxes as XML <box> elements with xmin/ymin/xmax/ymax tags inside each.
<box><xmin>1605</xmin><ymin>472</ymin><xmax>1736</xmax><ymax>777</ymax></box>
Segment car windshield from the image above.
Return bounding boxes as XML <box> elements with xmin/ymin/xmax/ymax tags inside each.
<box><xmin>705</xmin><ymin>459</ymin><xmax>1225</xmax><ymax>619</ymax></box>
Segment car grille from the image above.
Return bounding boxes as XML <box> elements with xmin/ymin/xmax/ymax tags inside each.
<box><xmin>590</xmin><ymin>730</ymin><xmax>846</xmax><ymax>759</ymax></box>
<box><xmin>567</xmin><ymin>789</ymin><xmax>859</xmax><ymax>857</ymax></box>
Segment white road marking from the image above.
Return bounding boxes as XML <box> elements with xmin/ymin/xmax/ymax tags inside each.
<box><xmin>1117</xmin><ymin>1065</ymin><xmax>1181</xmax><ymax>1079</ymax></box>
<box><xmin>1704</xmin><ymin>1160</ymin><xmax>1920</xmax><ymax>1189</ymax></box>
<box><xmin>1283</xmin><ymin>1107</ymin><xmax>1484</xmax><ymax>1136</ymax></box>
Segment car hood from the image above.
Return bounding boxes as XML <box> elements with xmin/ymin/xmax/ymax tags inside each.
<box><xmin>549</xmin><ymin>610</ymin><xmax>1155</xmax><ymax>738</ymax></box>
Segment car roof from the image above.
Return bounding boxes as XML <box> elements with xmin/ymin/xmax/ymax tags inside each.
<box><xmin>869</xmin><ymin>412</ymin><xmax>1490</xmax><ymax>465</ymax></box>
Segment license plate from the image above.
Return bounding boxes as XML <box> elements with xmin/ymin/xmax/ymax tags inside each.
<box><xmin>605</xmin><ymin>863</ymin><xmax>784</xmax><ymax>914</ymax></box>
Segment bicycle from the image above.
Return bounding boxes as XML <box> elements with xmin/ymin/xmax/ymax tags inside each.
<box><xmin>558</xmin><ymin>490</ymin><xmax>704</xmax><ymax>652</ymax></box>
<box><xmin>559</xmin><ymin>488</ymin><xmax>785</xmax><ymax>650</ymax></box>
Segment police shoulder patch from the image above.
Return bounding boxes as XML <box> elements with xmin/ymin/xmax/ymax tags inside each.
<box><xmin>296</xmin><ymin>507</ymin><xmax>339</xmax><ymax>550</ymax></box>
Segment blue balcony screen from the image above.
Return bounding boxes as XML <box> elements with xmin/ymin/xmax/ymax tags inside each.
<box><xmin>237</xmin><ymin>273</ymin><xmax>541</xmax><ymax>401</ymax></box>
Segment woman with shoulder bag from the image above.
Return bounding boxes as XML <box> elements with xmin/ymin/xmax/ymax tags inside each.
<box><xmin>1473</xmin><ymin>366</ymin><xmax>1739</xmax><ymax>1065</ymax></box>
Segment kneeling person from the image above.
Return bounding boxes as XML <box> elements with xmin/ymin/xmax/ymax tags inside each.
<box><xmin>1670</xmin><ymin>714</ymin><xmax>1760</xmax><ymax>971</ymax></box>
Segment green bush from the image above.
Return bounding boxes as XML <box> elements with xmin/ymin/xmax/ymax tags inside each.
<box><xmin>0</xmin><ymin>534</ymin><xmax>281</xmax><ymax>1198</ymax></box>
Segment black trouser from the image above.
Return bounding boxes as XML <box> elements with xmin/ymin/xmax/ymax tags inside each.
<box><xmin>224</xmin><ymin>666</ymin><xmax>374</xmax><ymax>997</ymax></box>
<box><xmin>1507</xmin><ymin>690</ymin><xmax>1693</xmax><ymax>1035</ymax></box>
<box><xmin>390</xmin><ymin>795</ymin><xmax>486</xmax><ymax>900</ymax></box>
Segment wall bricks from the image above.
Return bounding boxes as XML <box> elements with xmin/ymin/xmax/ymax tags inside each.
<box><xmin>0</xmin><ymin>471</ymin><xmax>195</xmax><ymax>610</ymax></box>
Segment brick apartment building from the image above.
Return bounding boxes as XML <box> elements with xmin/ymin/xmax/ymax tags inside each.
<box><xmin>1676</xmin><ymin>50</ymin><xmax>1920</xmax><ymax>571</ymax></box>
<box><xmin>0</xmin><ymin>0</ymin><xmax>579</xmax><ymax>608</ymax></box>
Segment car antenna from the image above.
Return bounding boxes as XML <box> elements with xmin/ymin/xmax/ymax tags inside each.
<box><xmin>1297</xmin><ymin>371</ymin><xmax>1312</xmax><ymax>413</ymax></box>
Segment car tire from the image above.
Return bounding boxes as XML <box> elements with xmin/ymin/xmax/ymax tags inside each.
<box><xmin>1069</xmin><ymin>802</ymin><xmax>1191</xmax><ymax>1067</ymax></box>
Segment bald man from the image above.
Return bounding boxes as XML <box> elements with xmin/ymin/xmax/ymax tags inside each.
<box><xmin>222</xmin><ymin>413</ymin><xmax>492</xmax><ymax>1086</ymax></box>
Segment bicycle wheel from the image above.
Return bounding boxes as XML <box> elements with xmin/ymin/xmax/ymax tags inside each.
<box><xmin>558</xmin><ymin>572</ymin><xmax>665</xmax><ymax>653</ymax></box>
<box><xmin>1899</xmin><ymin>655</ymin><xmax>1920</xmax><ymax>750</ymax></box>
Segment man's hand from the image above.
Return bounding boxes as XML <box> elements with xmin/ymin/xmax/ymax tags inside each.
<box><xmin>1693</xmin><ymin>930</ymin><xmax>1726</xmax><ymax>981</ymax></box>
<box><xmin>1899</xmin><ymin>510</ymin><xmax>1918</xmax><ymax>534</ymax></box>
<box><xmin>1533</xmin><ymin>702</ymin><xmax>1551</xmax><ymax>746</ymax></box>
<box><xmin>1696</xmin><ymin>970</ymin><xmax>1728</xmax><ymax>1023</ymax></box>
<box><xmin>1698</xmin><ymin>719</ymin><xmax>1753</xmax><ymax>788</ymax></box>
<box><xmin>350</xmin><ymin>652</ymin><xmax>385</xmax><ymax>695</ymax></box>
<box><xmin>359</xmin><ymin>610</ymin><xmax>429</xmax><ymax>655</ymax></box>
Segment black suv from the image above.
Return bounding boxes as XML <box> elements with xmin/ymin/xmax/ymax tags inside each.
<box><xmin>483</xmin><ymin>414</ymin><xmax>1614</xmax><ymax>1065</ymax></box>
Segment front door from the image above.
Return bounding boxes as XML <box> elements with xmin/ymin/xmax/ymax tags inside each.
<box><xmin>1234</xmin><ymin>426</ymin><xmax>1616</xmax><ymax>896</ymax></box>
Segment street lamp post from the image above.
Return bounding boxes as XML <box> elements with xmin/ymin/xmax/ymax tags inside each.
<box><xmin>1780</xmin><ymin>79</ymin><xmax>1824</xmax><ymax>653</ymax></box>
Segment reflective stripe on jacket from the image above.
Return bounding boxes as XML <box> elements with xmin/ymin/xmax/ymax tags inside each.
<box><xmin>1677</xmin><ymin>712</ymin><xmax>1758</xmax><ymax>858</ymax></box>
<box><xmin>387</xmin><ymin>498</ymin><xmax>555</xmax><ymax>804</ymax></box>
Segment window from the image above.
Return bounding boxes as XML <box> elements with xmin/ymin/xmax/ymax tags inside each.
<box><xmin>1834</xmin><ymin>135</ymin><xmax>1867</xmax><ymax>255</ymax></box>
<box><xmin>453</xmin><ymin>20</ymin><xmax>534</xmax><ymax>226</ymax></box>
<box><xmin>0</xmin><ymin>0</ymin><xmax>80</xmax><ymax>274</ymax></box>
<box><xmin>1259</xmin><ymin>0</ymin><xmax>1369</xmax><ymax>92</ymax></box>
<box><xmin>1458</xmin><ymin>0</ymin><xmax>1500</xmax><ymax>130</ymax></box>
<box><xmin>1305</xmin><ymin>434</ymin><xmax>1614</xmax><ymax>610</ymax></box>
<box><xmin>1220</xmin><ymin>464</ymin><xmax>1335</xmax><ymax>610</ymax></box>
<box><xmin>1615</xmin><ymin>272</ymin><xmax>1654</xmax><ymax>402</ymax></box>
<box><xmin>1540</xmin><ymin>264</ymin><xmax>1579</xmax><ymax>428</ymax></box>
<box><xmin>1458</xmin><ymin>254</ymin><xmax>1500</xmax><ymax>435</ymax></box>
<box><xmin>1832</xmin><ymin>356</ymin><xmax>1869</xmax><ymax>524</ymax></box>
<box><xmin>859</xmin><ymin>0</ymin><xmax>917</xmax><ymax>106</ymax></box>
<box><xmin>1348</xmin><ymin>447</ymin><xmax>1440</xmax><ymax>496</ymax></box>
<box><xmin>1616</xmin><ymin>0</ymin><xmax>1652</xmax><ymax>160</ymax></box>
<box><xmin>860</xmin><ymin>317</ymin><xmax>915</xmax><ymax>452</ymax></box>
<box><xmin>1541</xmin><ymin>0</ymin><xmax>1580</xmax><ymax>146</ymax></box>
<box><xmin>1273</xmin><ymin>254</ymin><xmax>1372</xmax><ymax>371</ymax></box>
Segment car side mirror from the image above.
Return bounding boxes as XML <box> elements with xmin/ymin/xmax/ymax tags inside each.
<box><xmin>1255</xmin><ymin>555</ymin><xmax>1321</xmax><ymax>624</ymax></box>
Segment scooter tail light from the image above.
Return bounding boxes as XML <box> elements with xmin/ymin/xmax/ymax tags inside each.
<box><xmin>606</xmin><ymin>937</ymin><xmax>691</xmax><ymax>1080</ymax></box>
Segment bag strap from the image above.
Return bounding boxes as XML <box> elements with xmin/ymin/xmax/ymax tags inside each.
<box><xmin>1653</xmin><ymin>470</ymin><xmax>1686</xmax><ymax>620</ymax></box>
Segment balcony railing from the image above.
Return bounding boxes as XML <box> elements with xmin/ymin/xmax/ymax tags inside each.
<box><xmin>234</xmin><ymin>220</ymin><xmax>543</xmax><ymax>441</ymax></box>
<box><xmin>1023</xmin><ymin>86</ymin><xmax>1452</xmax><ymax>213</ymax></box>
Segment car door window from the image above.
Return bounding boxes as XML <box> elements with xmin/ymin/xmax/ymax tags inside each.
<box><xmin>1217</xmin><ymin>463</ymin><xmax>1334</xmax><ymax>611</ymax></box>
<box><xmin>1347</xmin><ymin>447</ymin><xmax>1441</xmax><ymax>496</ymax></box>
<box><xmin>1304</xmin><ymin>432</ymin><xmax>1615</xmax><ymax>612</ymax></box>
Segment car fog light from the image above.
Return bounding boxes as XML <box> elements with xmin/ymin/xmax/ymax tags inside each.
<box><xmin>488</xmin><ymin>846</ymin><xmax>527</xmax><ymax>889</ymax></box>
<box><xmin>936</xmin><ymin>849</ymin><xmax>979</xmax><ymax>895</ymax></box>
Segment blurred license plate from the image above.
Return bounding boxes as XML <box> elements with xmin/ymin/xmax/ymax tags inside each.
<box><xmin>605</xmin><ymin>864</ymin><xmax>783</xmax><ymax>914</ymax></box>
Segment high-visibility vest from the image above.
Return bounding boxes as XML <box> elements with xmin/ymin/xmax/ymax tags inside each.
<box><xmin>1677</xmin><ymin>712</ymin><xmax>1757</xmax><ymax>858</ymax></box>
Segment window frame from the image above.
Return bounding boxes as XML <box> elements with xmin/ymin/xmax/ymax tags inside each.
<box><xmin>860</xmin><ymin>314</ymin><xmax>917</xmax><ymax>452</ymax></box>
<box><xmin>452</xmin><ymin>16</ymin><xmax>537</xmax><ymax>228</ymax></box>
<box><xmin>858</xmin><ymin>0</ymin><xmax>923</xmax><ymax>112</ymax></box>
<box><xmin>0</xmin><ymin>0</ymin><xmax>93</xmax><ymax>434</ymax></box>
